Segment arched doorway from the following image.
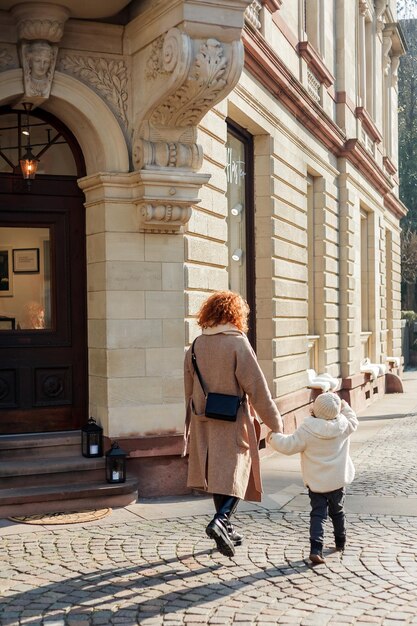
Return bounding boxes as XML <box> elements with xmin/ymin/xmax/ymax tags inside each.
<box><xmin>0</xmin><ymin>105</ymin><xmax>87</xmax><ymax>434</ymax></box>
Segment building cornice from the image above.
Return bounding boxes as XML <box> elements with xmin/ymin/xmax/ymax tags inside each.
<box><xmin>298</xmin><ymin>41</ymin><xmax>335</xmax><ymax>87</ymax></box>
<box><xmin>242</xmin><ymin>28</ymin><xmax>403</xmax><ymax>217</ymax></box>
<box><xmin>262</xmin><ymin>0</ymin><xmax>282</xmax><ymax>11</ymax></box>
<box><xmin>355</xmin><ymin>106</ymin><xmax>383</xmax><ymax>144</ymax></box>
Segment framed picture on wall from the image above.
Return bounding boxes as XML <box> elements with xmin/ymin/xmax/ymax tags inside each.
<box><xmin>13</xmin><ymin>248</ymin><xmax>40</xmax><ymax>274</ymax></box>
<box><xmin>0</xmin><ymin>247</ymin><xmax>13</xmax><ymax>296</ymax></box>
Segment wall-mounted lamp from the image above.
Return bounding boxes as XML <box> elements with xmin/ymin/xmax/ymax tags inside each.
<box><xmin>19</xmin><ymin>102</ymin><xmax>39</xmax><ymax>188</ymax></box>
<box><xmin>231</xmin><ymin>203</ymin><xmax>243</xmax><ymax>217</ymax></box>
<box><xmin>231</xmin><ymin>248</ymin><xmax>243</xmax><ymax>264</ymax></box>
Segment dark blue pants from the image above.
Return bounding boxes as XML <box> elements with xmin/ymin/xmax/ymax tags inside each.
<box><xmin>308</xmin><ymin>487</ymin><xmax>346</xmax><ymax>552</ymax></box>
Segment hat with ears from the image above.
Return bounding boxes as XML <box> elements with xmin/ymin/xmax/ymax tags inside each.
<box><xmin>313</xmin><ymin>392</ymin><xmax>341</xmax><ymax>420</ymax></box>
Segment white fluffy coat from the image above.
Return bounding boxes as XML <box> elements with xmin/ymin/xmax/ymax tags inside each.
<box><xmin>268</xmin><ymin>400</ymin><xmax>358</xmax><ymax>493</ymax></box>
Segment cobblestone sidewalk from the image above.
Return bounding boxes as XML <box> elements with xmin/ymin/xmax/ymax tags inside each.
<box><xmin>1</xmin><ymin>380</ymin><xmax>417</xmax><ymax>625</ymax></box>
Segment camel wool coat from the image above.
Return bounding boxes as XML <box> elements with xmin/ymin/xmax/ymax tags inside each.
<box><xmin>183</xmin><ymin>328</ymin><xmax>282</xmax><ymax>501</ymax></box>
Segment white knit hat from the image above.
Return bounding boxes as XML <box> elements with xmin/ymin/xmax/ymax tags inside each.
<box><xmin>313</xmin><ymin>392</ymin><xmax>341</xmax><ymax>420</ymax></box>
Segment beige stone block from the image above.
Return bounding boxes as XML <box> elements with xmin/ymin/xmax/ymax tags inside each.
<box><xmin>273</xmin><ymin>178</ymin><xmax>306</xmax><ymax>210</ymax></box>
<box><xmin>199</xmin><ymin>109</ymin><xmax>227</xmax><ymax>142</ymax></box>
<box><xmin>146</xmin><ymin>291</ymin><xmax>184</xmax><ymax>319</ymax></box>
<box><xmin>86</xmin><ymin>202</ymin><xmax>105</xmax><ymax>235</ymax></box>
<box><xmin>186</xmin><ymin>237</ymin><xmax>228</xmax><ymax>266</ymax></box>
<box><xmin>146</xmin><ymin>347</ymin><xmax>184</xmax><ymax>377</ymax></box>
<box><xmin>276</xmin><ymin>319</ymin><xmax>308</xmax><ymax>336</ymax></box>
<box><xmin>188</xmin><ymin>210</ymin><xmax>226</xmax><ymax>241</ymax></box>
<box><xmin>274</xmin><ymin>300</ymin><xmax>308</xmax><ymax>318</ymax></box>
<box><xmin>108</xmin><ymin>377</ymin><xmax>163</xmax><ymax>407</ymax></box>
<box><xmin>162</xmin><ymin>263</ymin><xmax>184</xmax><ymax>291</ymax></box>
<box><xmin>274</xmin><ymin>354</ymin><xmax>308</xmax><ymax>378</ymax></box>
<box><xmin>88</xmin><ymin>320</ymin><xmax>107</xmax><ymax>349</ymax></box>
<box><xmin>107</xmin><ymin>319</ymin><xmax>162</xmax><ymax>349</ymax></box>
<box><xmin>324</xmin><ymin>319</ymin><xmax>339</xmax><ymax>334</ymax></box>
<box><xmin>273</xmin><ymin>201</ymin><xmax>307</xmax><ymax>229</ymax></box>
<box><xmin>106</xmin><ymin>232</ymin><xmax>145</xmax><ymax>261</ymax></box>
<box><xmin>108</xmin><ymin>403</ymin><xmax>184</xmax><ymax>438</ymax></box>
<box><xmin>185</xmin><ymin>264</ymin><xmax>227</xmax><ymax>290</ymax></box>
<box><xmin>107</xmin><ymin>261</ymin><xmax>162</xmax><ymax>291</ymax></box>
<box><xmin>163</xmin><ymin>319</ymin><xmax>185</xmax><ymax>347</ymax></box>
<box><xmin>256</xmin><ymin>339</ymin><xmax>273</xmax><ymax>361</ymax></box>
<box><xmin>145</xmin><ymin>234</ymin><xmax>184</xmax><ymax>262</ymax></box>
<box><xmin>273</xmin><ymin>259</ymin><xmax>308</xmax><ymax>282</ymax></box>
<box><xmin>107</xmin><ymin>291</ymin><xmax>145</xmax><ymax>319</ymax></box>
<box><xmin>256</xmin><ymin>257</ymin><xmax>273</xmax><ymax>279</ymax></box>
<box><xmin>273</xmin><ymin>278</ymin><xmax>307</xmax><ymax>300</ymax></box>
<box><xmin>272</xmin><ymin>239</ymin><xmax>307</xmax><ymax>264</ymax></box>
<box><xmin>88</xmin><ymin>291</ymin><xmax>106</xmax><ymax>319</ymax></box>
<box><xmin>186</xmin><ymin>291</ymin><xmax>210</xmax><ymax>316</ymax></box>
<box><xmin>89</xmin><ymin>374</ymin><xmax>108</xmax><ymax>406</ymax></box>
<box><xmin>105</xmin><ymin>203</ymin><xmax>138</xmax><ymax>232</ymax></box>
<box><xmin>274</xmin><ymin>220</ymin><xmax>307</xmax><ymax>247</ymax></box>
<box><xmin>197</xmin><ymin>186</ymin><xmax>227</xmax><ymax>217</ymax></box>
<box><xmin>274</xmin><ymin>336</ymin><xmax>307</xmax><ymax>358</ymax></box>
<box><xmin>163</xmin><ymin>375</ymin><xmax>185</xmax><ymax>402</ymax></box>
<box><xmin>89</xmin><ymin>348</ymin><xmax>107</xmax><ymax>377</ymax></box>
<box><xmin>256</xmin><ymin>317</ymin><xmax>273</xmax><ymax>340</ymax></box>
<box><xmin>108</xmin><ymin>349</ymin><xmax>146</xmax><ymax>378</ymax></box>
<box><xmin>256</xmin><ymin>278</ymin><xmax>273</xmax><ymax>299</ymax></box>
<box><xmin>87</xmin><ymin>233</ymin><xmax>105</xmax><ymax>263</ymax></box>
<box><xmin>256</xmin><ymin>175</ymin><xmax>273</xmax><ymax>198</ymax></box>
<box><xmin>256</xmin><ymin>298</ymin><xmax>273</xmax><ymax>319</ymax></box>
<box><xmin>274</xmin><ymin>371</ymin><xmax>306</xmax><ymax>398</ymax></box>
<box><xmin>87</xmin><ymin>262</ymin><xmax>106</xmax><ymax>292</ymax></box>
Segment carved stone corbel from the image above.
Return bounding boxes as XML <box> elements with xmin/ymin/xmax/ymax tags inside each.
<box><xmin>11</xmin><ymin>2</ymin><xmax>69</xmax><ymax>105</ymax></box>
<box><xmin>133</xmin><ymin>23</ymin><xmax>247</xmax><ymax>233</ymax></box>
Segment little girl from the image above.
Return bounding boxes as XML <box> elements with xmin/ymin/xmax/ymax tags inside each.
<box><xmin>267</xmin><ymin>392</ymin><xmax>358</xmax><ymax>564</ymax></box>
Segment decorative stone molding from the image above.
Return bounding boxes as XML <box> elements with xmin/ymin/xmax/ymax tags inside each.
<box><xmin>58</xmin><ymin>54</ymin><xmax>129</xmax><ymax>127</ymax></box>
<box><xmin>245</xmin><ymin>0</ymin><xmax>262</xmax><ymax>30</ymax></box>
<box><xmin>132</xmin><ymin>19</ymin><xmax>248</xmax><ymax>233</ymax></box>
<box><xmin>135</xmin><ymin>140</ymin><xmax>203</xmax><ymax>171</ymax></box>
<box><xmin>11</xmin><ymin>3</ymin><xmax>70</xmax><ymax>42</ymax></box>
<box><xmin>375</xmin><ymin>0</ymin><xmax>388</xmax><ymax>34</ymax></box>
<box><xmin>391</xmin><ymin>55</ymin><xmax>400</xmax><ymax>88</ymax></box>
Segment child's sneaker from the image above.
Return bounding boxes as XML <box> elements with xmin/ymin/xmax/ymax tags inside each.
<box><xmin>309</xmin><ymin>551</ymin><xmax>325</xmax><ymax>564</ymax></box>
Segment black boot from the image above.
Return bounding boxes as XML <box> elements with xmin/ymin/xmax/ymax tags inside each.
<box><xmin>335</xmin><ymin>535</ymin><xmax>346</xmax><ymax>552</ymax></box>
<box><xmin>309</xmin><ymin>540</ymin><xmax>325</xmax><ymax>564</ymax></box>
<box><xmin>212</xmin><ymin>494</ymin><xmax>243</xmax><ymax>545</ymax></box>
<box><xmin>207</xmin><ymin>494</ymin><xmax>240</xmax><ymax>557</ymax></box>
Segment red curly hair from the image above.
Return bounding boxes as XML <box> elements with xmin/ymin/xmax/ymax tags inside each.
<box><xmin>197</xmin><ymin>291</ymin><xmax>249</xmax><ymax>333</ymax></box>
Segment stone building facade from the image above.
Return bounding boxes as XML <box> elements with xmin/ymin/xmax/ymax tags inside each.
<box><xmin>0</xmin><ymin>0</ymin><xmax>406</xmax><ymax>498</ymax></box>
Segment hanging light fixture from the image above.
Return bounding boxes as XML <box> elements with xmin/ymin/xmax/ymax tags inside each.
<box><xmin>19</xmin><ymin>102</ymin><xmax>39</xmax><ymax>187</ymax></box>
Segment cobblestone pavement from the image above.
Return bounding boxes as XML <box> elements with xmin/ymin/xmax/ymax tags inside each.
<box><xmin>1</xmin><ymin>387</ymin><xmax>417</xmax><ymax>625</ymax></box>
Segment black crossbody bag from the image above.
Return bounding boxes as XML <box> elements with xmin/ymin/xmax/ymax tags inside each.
<box><xmin>191</xmin><ymin>338</ymin><xmax>244</xmax><ymax>422</ymax></box>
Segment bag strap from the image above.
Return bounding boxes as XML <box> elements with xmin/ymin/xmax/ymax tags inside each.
<box><xmin>191</xmin><ymin>337</ymin><xmax>245</xmax><ymax>405</ymax></box>
<box><xmin>191</xmin><ymin>338</ymin><xmax>208</xmax><ymax>398</ymax></box>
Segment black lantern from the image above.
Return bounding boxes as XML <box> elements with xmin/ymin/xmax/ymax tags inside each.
<box><xmin>81</xmin><ymin>417</ymin><xmax>103</xmax><ymax>458</ymax></box>
<box><xmin>19</xmin><ymin>103</ymin><xmax>39</xmax><ymax>187</ymax></box>
<box><xmin>105</xmin><ymin>442</ymin><xmax>127</xmax><ymax>483</ymax></box>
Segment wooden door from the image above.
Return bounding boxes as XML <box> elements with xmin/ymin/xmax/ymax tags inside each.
<box><xmin>0</xmin><ymin>175</ymin><xmax>87</xmax><ymax>434</ymax></box>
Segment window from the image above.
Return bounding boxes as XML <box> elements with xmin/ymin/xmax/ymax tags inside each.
<box><xmin>0</xmin><ymin>227</ymin><xmax>52</xmax><ymax>331</ymax></box>
<box><xmin>226</xmin><ymin>121</ymin><xmax>255</xmax><ymax>345</ymax></box>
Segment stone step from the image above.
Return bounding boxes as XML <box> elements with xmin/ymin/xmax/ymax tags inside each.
<box><xmin>0</xmin><ymin>456</ymin><xmax>107</xmax><ymax>487</ymax></box>
<box><xmin>0</xmin><ymin>478</ymin><xmax>139</xmax><ymax>518</ymax></box>
<box><xmin>0</xmin><ymin>431</ymin><xmax>82</xmax><ymax>459</ymax></box>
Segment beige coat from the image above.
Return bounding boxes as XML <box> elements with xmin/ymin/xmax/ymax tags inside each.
<box><xmin>183</xmin><ymin>328</ymin><xmax>282</xmax><ymax>501</ymax></box>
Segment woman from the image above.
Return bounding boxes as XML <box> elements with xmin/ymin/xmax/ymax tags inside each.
<box><xmin>183</xmin><ymin>291</ymin><xmax>283</xmax><ymax>557</ymax></box>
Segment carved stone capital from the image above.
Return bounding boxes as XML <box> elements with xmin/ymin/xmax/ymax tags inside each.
<box><xmin>136</xmin><ymin>170</ymin><xmax>210</xmax><ymax>234</ymax></box>
<box><xmin>11</xmin><ymin>2</ymin><xmax>70</xmax><ymax>42</ymax></box>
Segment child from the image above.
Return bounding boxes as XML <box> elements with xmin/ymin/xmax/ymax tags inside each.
<box><xmin>267</xmin><ymin>392</ymin><xmax>358</xmax><ymax>564</ymax></box>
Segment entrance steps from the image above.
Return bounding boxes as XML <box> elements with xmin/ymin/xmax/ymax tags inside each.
<box><xmin>0</xmin><ymin>431</ymin><xmax>139</xmax><ymax>518</ymax></box>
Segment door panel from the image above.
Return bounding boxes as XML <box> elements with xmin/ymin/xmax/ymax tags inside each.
<box><xmin>0</xmin><ymin>176</ymin><xmax>87</xmax><ymax>434</ymax></box>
